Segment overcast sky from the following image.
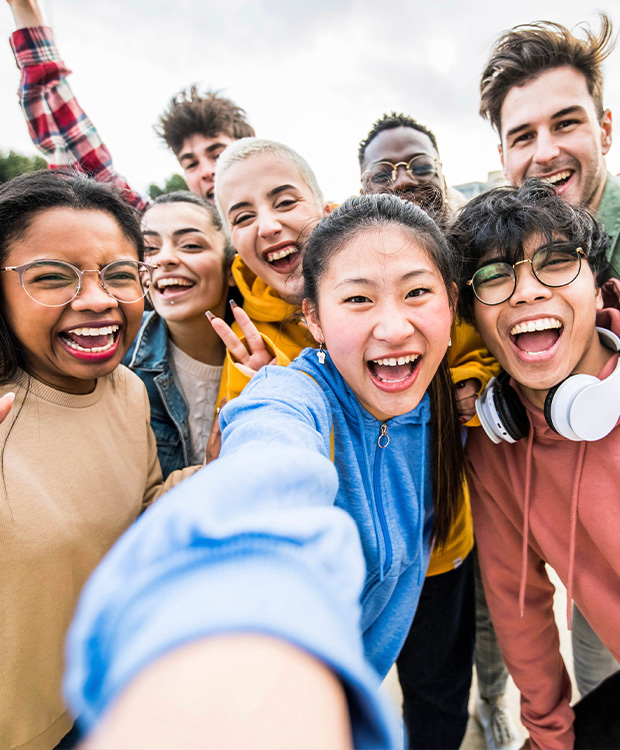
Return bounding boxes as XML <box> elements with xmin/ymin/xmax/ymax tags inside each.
<box><xmin>1</xmin><ymin>0</ymin><xmax>619</xmax><ymax>203</ymax></box>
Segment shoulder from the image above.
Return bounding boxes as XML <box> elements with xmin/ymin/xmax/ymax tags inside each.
<box><xmin>124</xmin><ymin>312</ymin><xmax>168</xmax><ymax>368</ymax></box>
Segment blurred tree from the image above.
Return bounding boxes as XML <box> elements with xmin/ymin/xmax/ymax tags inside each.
<box><xmin>0</xmin><ymin>149</ymin><xmax>47</xmax><ymax>182</ymax></box>
<box><xmin>147</xmin><ymin>173</ymin><xmax>188</xmax><ymax>199</ymax></box>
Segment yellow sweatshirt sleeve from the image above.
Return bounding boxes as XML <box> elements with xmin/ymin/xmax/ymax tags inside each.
<box><xmin>219</xmin><ymin>333</ymin><xmax>291</xmax><ymax>404</ymax></box>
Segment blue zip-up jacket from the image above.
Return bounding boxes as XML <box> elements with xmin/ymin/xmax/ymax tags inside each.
<box><xmin>123</xmin><ymin>312</ymin><xmax>192</xmax><ymax>478</ymax></box>
<box><xmin>64</xmin><ymin>442</ymin><xmax>402</xmax><ymax>748</ymax></box>
<box><xmin>220</xmin><ymin>348</ymin><xmax>434</xmax><ymax>678</ymax></box>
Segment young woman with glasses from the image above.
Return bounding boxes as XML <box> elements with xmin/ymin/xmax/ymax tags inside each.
<box><xmin>0</xmin><ymin>171</ymin><xmax>195</xmax><ymax>750</ymax></box>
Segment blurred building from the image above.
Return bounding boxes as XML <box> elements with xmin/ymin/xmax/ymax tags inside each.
<box><xmin>452</xmin><ymin>170</ymin><xmax>506</xmax><ymax>201</ymax></box>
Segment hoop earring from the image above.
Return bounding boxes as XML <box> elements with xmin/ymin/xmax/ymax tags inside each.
<box><xmin>317</xmin><ymin>342</ymin><xmax>326</xmax><ymax>364</ymax></box>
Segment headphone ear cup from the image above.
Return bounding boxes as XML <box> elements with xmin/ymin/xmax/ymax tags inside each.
<box><xmin>493</xmin><ymin>373</ymin><xmax>529</xmax><ymax>442</ymax></box>
<box><xmin>545</xmin><ymin>373</ymin><xmax>610</xmax><ymax>441</ymax></box>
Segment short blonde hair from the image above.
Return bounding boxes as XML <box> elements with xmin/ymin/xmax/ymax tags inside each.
<box><xmin>214</xmin><ymin>137</ymin><xmax>324</xmax><ymax>234</ymax></box>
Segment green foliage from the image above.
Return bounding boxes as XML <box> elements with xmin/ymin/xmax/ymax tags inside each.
<box><xmin>0</xmin><ymin>150</ymin><xmax>47</xmax><ymax>183</ymax></box>
<box><xmin>147</xmin><ymin>173</ymin><xmax>188</xmax><ymax>200</ymax></box>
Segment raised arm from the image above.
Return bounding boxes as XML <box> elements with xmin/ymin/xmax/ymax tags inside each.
<box><xmin>6</xmin><ymin>0</ymin><xmax>148</xmax><ymax>211</ymax></box>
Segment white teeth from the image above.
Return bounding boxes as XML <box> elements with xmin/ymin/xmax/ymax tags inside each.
<box><xmin>544</xmin><ymin>171</ymin><xmax>572</xmax><ymax>185</ymax></box>
<box><xmin>63</xmin><ymin>336</ymin><xmax>116</xmax><ymax>353</ymax></box>
<box><xmin>510</xmin><ymin>318</ymin><xmax>562</xmax><ymax>336</ymax></box>
<box><xmin>373</xmin><ymin>354</ymin><xmax>419</xmax><ymax>366</ymax></box>
<box><xmin>156</xmin><ymin>277</ymin><xmax>193</xmax><ymax>290</ymax></box>
<box><xmin>266</xmin><ymin>246</ymin><xmax>296</xmax><ymax>262</ymax></box>
<box><xmin>67</xmin><ymin>325</ymin><xmax>119</xmax><ymax>336</ymax></box>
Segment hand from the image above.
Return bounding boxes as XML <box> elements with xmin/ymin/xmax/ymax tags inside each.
<box><xmin>207</xmin><ymin>302</ymin><xmax>275</xmax><ymax>380</ymax></box>
<box><xmin>5</xmin><ymin>0</ymin><xmax>45</xmax><ymax>29</ymax></box>
<box><xmin>0</xmin><ymin>392</ymin><xmax>15</xmax><ymax>424</ymax></box>
<box><xmin>205</xmin><ymin>399</ymin><xmax>226</xmax><ymax>464</ymax></box>
<box><xmin>455</xmin><ymin>378</ymin><xmax>480</xmax><ymax>423</ymax></box>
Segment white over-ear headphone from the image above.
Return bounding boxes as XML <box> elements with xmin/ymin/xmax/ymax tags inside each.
<box><xmin>476</xmin><ymin>327</ymin><xmax>620</xmax><ymax>444</ymax></box>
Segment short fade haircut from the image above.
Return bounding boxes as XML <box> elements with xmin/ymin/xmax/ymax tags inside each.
<box><xmin>358</xmin><ymin>112</ymin><xmax>439</xmax><ymax>167</ymax></box>
<box><xmin>214</xmin><ymin>137</ymin><xmax>324</xmax><ymax>237</ymax></box>
<box><xmin>480</xmin><ymin>14</ymin><xmax>616</xmax><ymax>135</ymax></box>
<box><xmin>450</xmin><ymin>179</ymin><xmax>611</xmax><ymax>325</ymax></box>
<box><xmin>155</xmin><ymin>86</ymin><xmax>255</xmax><ymax>156</ymax></box>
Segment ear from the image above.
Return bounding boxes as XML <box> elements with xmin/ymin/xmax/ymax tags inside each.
<box><xmin>600</xmin><ymin>109</ymin><xmax>612</xmax><ymax>156</ymax></box>
<box><xmin>302</xmin><ymin>299</ymin><xmax>323</xmax><ymax>344</ymax></box>
<box><xmin>498</xmin><ymin>142</ymin><xmax>507</xmax><ymax>178</ymax></box>
<box><xmin>595</xmin><ymin>282</ymin><xmax>604</xmax><ymax>311</ymax></box>
<box><xmin>226</xmin><ymin>264</ymin><xmax>236</xmax><ymax>288</ymax></box>
<box><xmin>449</xmin><ymin>281</ymin><xmax>459</xmax><ymax>317</ymax></box>
<box><xmin>322</xmin><ymin>203</ymin><xmax>335</xmax><ymax>217</ymax></box>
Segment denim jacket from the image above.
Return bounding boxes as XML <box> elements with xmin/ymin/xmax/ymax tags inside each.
<box><xmin>123</xmin><ymin>312</ymin><xmax>191</xmax><ymax>478</ymax></box>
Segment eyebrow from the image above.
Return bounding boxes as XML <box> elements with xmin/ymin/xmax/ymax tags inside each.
<box><xmin>178</xmin><ymin>141</ymin><xmax>229</xmax><ymax>162</ymax></box>
<box><xmin>228</xmin><ymin>185</ymin><xmax>299</xmax><ymax>216</ymax></box>
<box><xmin>335</xmin><ymin>268</ymin><xmax>434</xmax><ymax>288</ymax></box>
<box><xmin>143</xmin><ymin>227</ymin><xmax>205</xmax><ymax>238</ymax></box>
<box><xmin>505</xmin><ymin>105</ymin><xmax>586</xmax><ymax>140</ymax></box>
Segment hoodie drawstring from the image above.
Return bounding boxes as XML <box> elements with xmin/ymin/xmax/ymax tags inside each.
<box><xmin>566</xmin><ymin>441</ymin><xmax>586</xmax><ymax>630</ymax></box>
<box><xmin>519</xmin><ymin>412</ymin><xmax>535</xmax><ymax>619</ymax></box>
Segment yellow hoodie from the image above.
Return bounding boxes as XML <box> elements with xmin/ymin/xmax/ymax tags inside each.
<box><xmin>224</xmin><ymin>256</ymin><xmax>499</xmax><ymax>576</ymax></box>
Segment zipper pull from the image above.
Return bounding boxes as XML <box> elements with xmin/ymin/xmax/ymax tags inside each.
<box><xmin>377</xmin><ymin>422</ymin><xmax>390</xmax><ymax>448</ymax></box>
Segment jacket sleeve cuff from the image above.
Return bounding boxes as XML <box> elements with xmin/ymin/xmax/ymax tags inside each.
<box><xmin>10</xmin><ymin>26</ymin><xmax>62</xmax><ymax>66</ymax></box>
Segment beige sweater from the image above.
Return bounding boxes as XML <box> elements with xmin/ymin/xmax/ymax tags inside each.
<box><xmin>0</xmin><ymin>366</ymin><xmax>195</xmax><ymax>750</ymax></box>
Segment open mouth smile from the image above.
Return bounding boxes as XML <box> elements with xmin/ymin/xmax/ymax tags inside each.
<box><xmin>263</xmin><ymin>243</ymin><xmax>301</xmax><ymax>273</ymax></box>
<box><xmin>509</xmin><ymin>317</ymin><xmax>563</xmax><ymax>358</ymax></box>
<box><xmin>367</xmin><ymin>353</ymin><xmax>421</xmax><ymax>390</ymax></box>
<box><xmin>154</xmin><ymin>276</ymin><xmax>196</xmax><ymax>298</ymax></box>
<box><xmin>540</xmin><ymin>170</ymin><xmax>574</xmax><ymax>192</ymax></box>
<box><xmin>59</xmin><ymin>324</ymin><xmax>121</xmax><ymax>359</ymax></box>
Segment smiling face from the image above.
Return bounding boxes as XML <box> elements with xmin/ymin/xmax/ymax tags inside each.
<box><xmin>303</xmin><ymin>225</ymin><xmax>453</xmax><ymax>421</ymax></box>
<box><xmin>499</xmin><ymin>66</ymin><xmax>612</xmax><ymax>212</ymax></box>
<box><xmin>473</xmin><ymin>234</ymin><xmax>609</xmax><ymax>409</ymax></box>
<box><xmin>216</xmin><ymin>153</ymin><xmax>326</xmax><ymax>303</ymax></box>
<box><xmin>361</xmin><ymin>126</ymin><xmax>446</xmax><ymax>215</ymax></box>
<box><xmin>177</xmin><ymin>133</ymin><xmax>236</xmax><ymax>202</ymax></box>
<box><xmin>143</xmin><ymin>202</ymin><xmax>231</xmax><ymax>322</ymax></box>
<box><xmin>1</xmin><ymin>207</ymin><xmax>143</xmax><ymax>394</ymax></box>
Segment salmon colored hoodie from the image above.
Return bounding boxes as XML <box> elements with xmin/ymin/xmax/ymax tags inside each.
<box><xmin>466</xmin><ymin>306</ymin><xmax>620</xmax><ymax>750</ymax></box>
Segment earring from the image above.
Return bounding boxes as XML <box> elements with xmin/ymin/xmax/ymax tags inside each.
<box><xmin>317</xmin><ymin>342</ymin><xmax>326</xmax><ymax>364</ymax></box>
<box><xmin>448</xmin><ymin>336</ymin><xmax>452</xmax><ymax>347</ymax></box>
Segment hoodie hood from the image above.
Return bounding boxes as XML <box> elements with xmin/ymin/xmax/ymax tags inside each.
<box><xmin>231</xmin><ymin>255</ymin><xmax>301</xmax><ymax>325</ymax></box>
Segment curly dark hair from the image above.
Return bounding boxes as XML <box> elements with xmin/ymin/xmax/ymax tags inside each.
<box><xmin>303</xmin><ymin>193</ymin><xmax>464</xmax><ymax>549</ymax></box>
<box><xmin>480</xmin><ymin>14</ymin><xmax>616</xmax><ymax>135</ymax></box>
<box><xmin>450</xmin><ymin>179</ymin><xmax>612</xmax><ymax>325</ymax></box>
<box><xmin>155</xmin><ymin>86</ymin><xmax>255</xmax><ymax>155</ymax></box>
<box><xmin>358</xmin><ymin>112</ymin><xmax>439</xmax><ymax>166</ymax></box>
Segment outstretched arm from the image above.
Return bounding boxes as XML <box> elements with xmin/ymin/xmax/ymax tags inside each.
<box><xmin>7</xmin><ymin>0</ymin><xmax>148</xmax><ymax>211</ymax></box>
<box><xmin>65</xmin><ymin>443</ymin><xmax>400</xmax><ymax>748</ymax></box>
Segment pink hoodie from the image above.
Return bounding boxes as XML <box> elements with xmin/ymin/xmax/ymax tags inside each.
<box><xmin>466</xmin><ymin>307</ymin><xmax>620</xmax><ymax>750</ymax></box>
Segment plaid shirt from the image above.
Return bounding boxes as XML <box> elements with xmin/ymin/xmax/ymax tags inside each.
<box><xmin>10</xmin><ymin>26</ymin><xmax>149</xmax><ymax>211</ymax></box>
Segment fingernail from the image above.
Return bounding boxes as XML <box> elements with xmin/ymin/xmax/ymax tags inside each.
<box><xmin>5</xmin><ymin>392</ymin><xmax>15</xmax><ymax>403</ymax></box>
<box><xmin>205</xmin><ymin>311</ymin><xmax>215</xmax><ymax>321</ymax></box>
<box><xmin>229</xmin><ymin>299</ymin><xmax>238</xmax><ymax>309</ymax></box>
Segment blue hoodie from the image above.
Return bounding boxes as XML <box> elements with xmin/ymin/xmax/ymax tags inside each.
<box><xmin>220</xmin><ymin>348</ymin><xmax>434</xmax><ymax>678</ymax></box>
<box><xmin>64</xmin><ymin>442</ymin><xmax>401</xmax><ymax>748</ymax></box>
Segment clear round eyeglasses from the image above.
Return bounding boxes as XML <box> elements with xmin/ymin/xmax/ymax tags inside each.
<box><xmin>1</xmin><ymin>259</ymin><xmax>154</xmax><ymax>307</ymax></box>
<box><xmin>467</xmin><ymin>244</ymin><xmax>585</xmax><ymax>306</ymax></box>
<box><xmin>362</xmin><ymin>155</ymin><xmax>441</xmax><ymax>187</ymax></box>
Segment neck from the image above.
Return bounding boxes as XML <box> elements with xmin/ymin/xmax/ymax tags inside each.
<box><xmin>166</xmin><ymin>314</ymin><xmax>226</xmax><ymax>365</ymax></box>
<box><xmin>587</xmin><ymin>170</ymin><xmax>608</xmax><ymax>214</ymax></box>
<box><xmin>520</xmin><ymin>328</ymin><xmax>615</xmax><ymax>410</ymax></box>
